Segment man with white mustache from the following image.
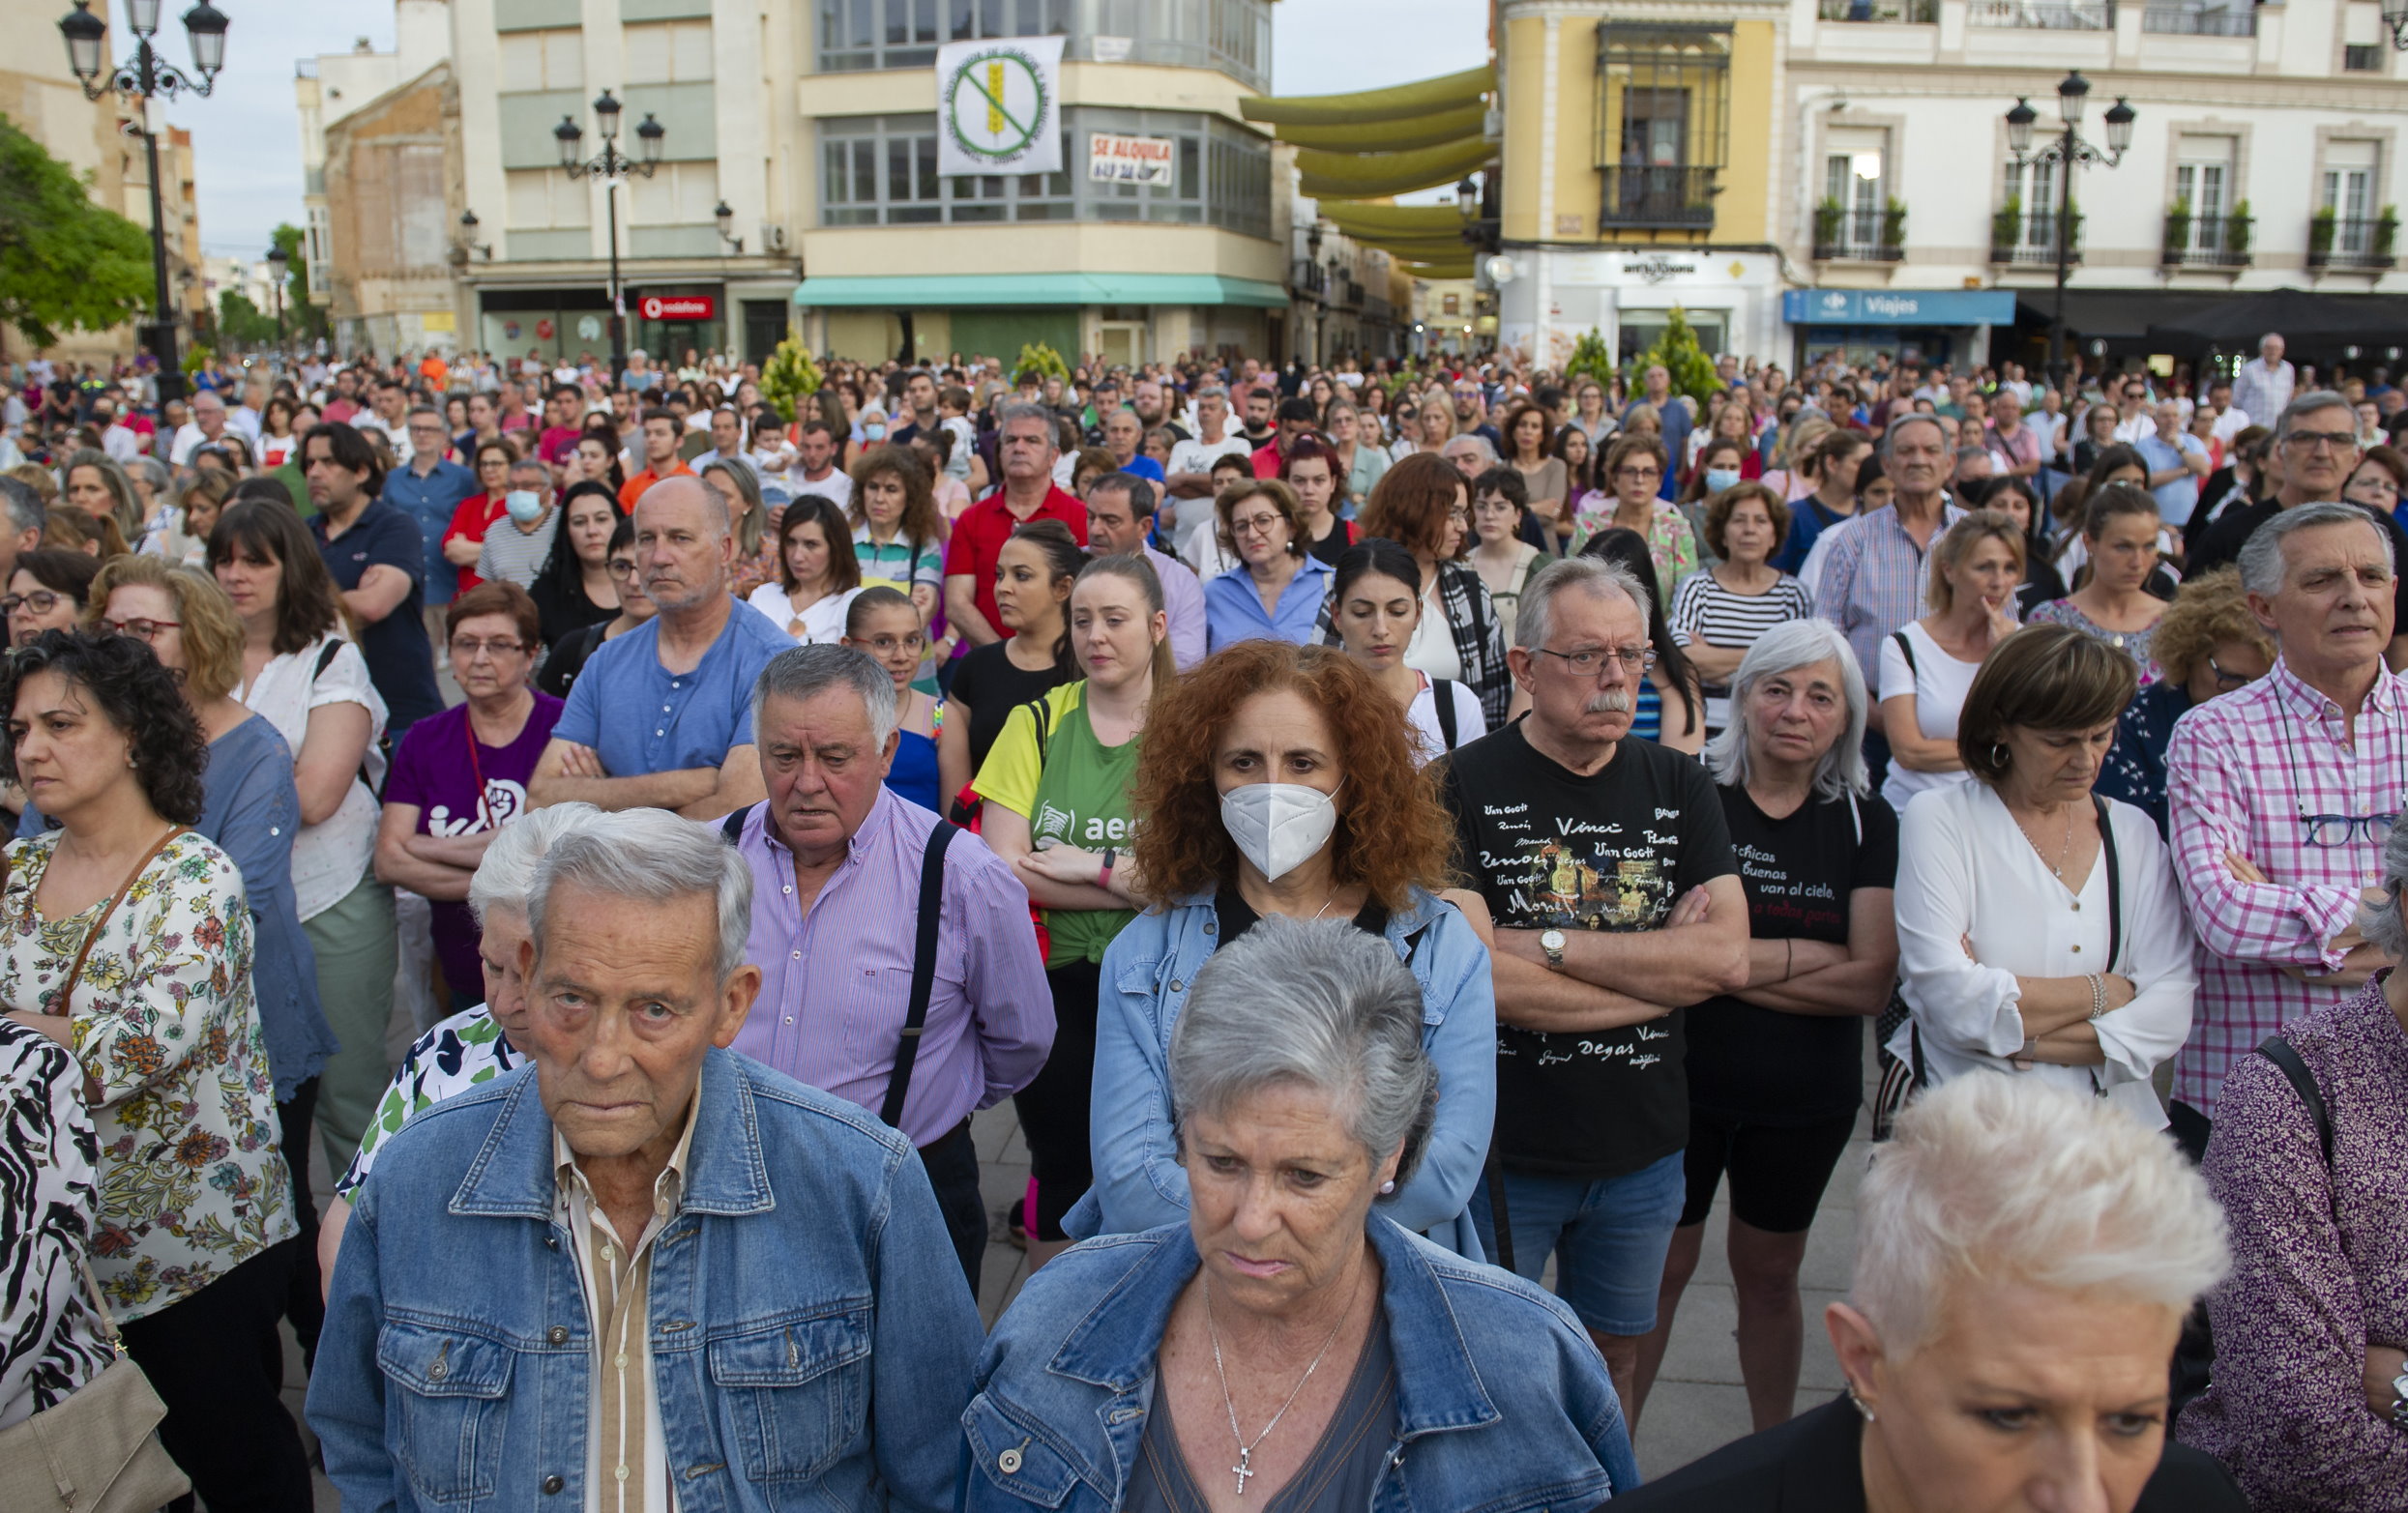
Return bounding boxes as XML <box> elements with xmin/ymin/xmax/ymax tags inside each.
<box><xmin>1433</xmin><ymin>554</ymin><xmax>1748</xmax><ymax>1428</ymax></box>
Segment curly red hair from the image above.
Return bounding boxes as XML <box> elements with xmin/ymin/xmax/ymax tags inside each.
<box><xmin>1130</xmin><ymin>640</ymin><xmax>1456</xmax><ymax>911</ymax></box>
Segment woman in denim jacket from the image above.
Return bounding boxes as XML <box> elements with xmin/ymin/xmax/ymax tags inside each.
<box><xmin>967</xmin><ymin>918</ymin><xmax>1636</xmax><ymax>1512</ymax></box>
<box><xmin>1062</xmin><ymin>641</ymin><xmax>1496</xmax><ymax>1257</ymax></box>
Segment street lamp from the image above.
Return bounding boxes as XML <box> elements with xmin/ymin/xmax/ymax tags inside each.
<box><xmin>58</xmin><ymin>0</ymin><xmax>228</xmax><ymax>401</ymax></box>
<box><xmin>2382</xmin><ymin>0</ymin><xmax>2407</xmax><ymax>47</ymax></box>
<box><xmin>264</xmin><ymin>241</ymin><xmax>288</xmax><ymax>348</ymax></box>
<box><xmin>2004</xmin><ymin>71</ymin><xmax>2132</xmax><ymax>385</ymax></box>
<box><xmin>713</xmin><ymin>200</ymin><xmax>744</xmax><ymax>254</ymax></box>
<box><xmin>554</xmin><ymin>89</ymin><xmax>662</xmax><ymax>382</ymax></box>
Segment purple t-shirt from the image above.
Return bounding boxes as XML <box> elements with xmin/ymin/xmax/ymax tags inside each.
<box><xmin>383</xmin><ymin>693</ymin><xmax>564</xmax><ymax>997</ymax></box>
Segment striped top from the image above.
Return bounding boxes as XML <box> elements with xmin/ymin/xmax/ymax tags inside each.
<box><xmin>1668</xmin><ymin>567</ymin><xmax>1814</xmax><ymax>726</ymax></box>
<box><xmin>474</xmin><ymin>510</ymin><xmax>560</xmax><ymax>591</ymax></box>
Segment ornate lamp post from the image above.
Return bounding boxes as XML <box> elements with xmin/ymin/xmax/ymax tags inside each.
<box><xmin>59</xmin><ymin>0</ymin><xmax>228</xmax><ymax>401</ymax></box>
<box><xmin>554</xmin><ymin>90</ymin><xmax>663</xmax><ymax>382</ymax></box>
<box><xmin>2006</xmin><ymin>72</ymin><xmax>2134</xmax><ymax>385</ymax></box>
<box><xmin>264</xmin><ymin>241</ymin><xmax>288</xmax><ymax>348</ymax></box>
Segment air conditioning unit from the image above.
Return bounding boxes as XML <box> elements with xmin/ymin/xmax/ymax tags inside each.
<box><xmin>763</xmin><ymin>224</ymin><xmax>790</xmax><ymax>252</ymax></box>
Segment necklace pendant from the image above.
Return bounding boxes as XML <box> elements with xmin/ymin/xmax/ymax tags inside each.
<box><xmin>1233</xmin><ymin>1447</ymin><xmax>1254</xmax><ymax>1497</ymax></box>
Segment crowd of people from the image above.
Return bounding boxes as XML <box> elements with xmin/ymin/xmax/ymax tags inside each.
<box><xmin>2</xmin><ymin>328</ymin><xmax>2406</xmax><ymax>1512</ymax></box>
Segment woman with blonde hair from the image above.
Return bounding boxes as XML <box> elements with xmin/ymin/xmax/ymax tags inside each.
<box><xmin>1876</xmin><ymin>509</ymin><xmax>2025</xmax><ymax>814</ymax></box>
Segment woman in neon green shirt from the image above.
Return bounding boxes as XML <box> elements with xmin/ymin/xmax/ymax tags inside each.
<box><xmin>974</xmin><ymin>551</ymin><xmax>1173</xmax><ymax>1270</ymax></box>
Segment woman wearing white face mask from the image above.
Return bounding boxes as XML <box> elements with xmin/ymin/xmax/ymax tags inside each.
<box><xmin>974</xmin><ymin>553</ymin><xmax>1174</xmax><ymax>1270</ymax></box>
<box><xmin>1064</xmin><ymin>638</ymin><xmax>1499</xmax><ymax>1259</ymax></box>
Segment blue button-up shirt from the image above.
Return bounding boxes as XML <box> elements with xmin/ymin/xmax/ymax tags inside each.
<box><xmin>726</xmin><ymin>789</ymin><xmax>1053</xmax><ymax>1147</ymax></box>
<box><xmin>1814</xmin><ymin>499</ymin><xmax>1968</xmax><ymax>696</ymax></box>
<box><xmin>553</xmin><ymin>598</ymin><xmax>790</xmax><ymax>779</ymax></box>
<box><xmin>1201</xmin><ymin>551</ymin><xmax>1334</xmax><ymax>654</ymax></box>
<box><xmin>379</xmin><ymin>457</ymin><xmax>479</xmax><ymax>604</ymax></box>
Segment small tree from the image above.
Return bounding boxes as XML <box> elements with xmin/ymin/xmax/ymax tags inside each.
<box><xmin>1013</xmin><ymin>341</ymin><xmax>1071</xmax><ymax>388</ymax></box>
<box><xmin>0</xmin><ymin>112</ymin><xmax>155</xmax><ymax>347</ymax></box>
<box><xmin>758</xmin><ymin>335</ymin><xmax>822</xmax><ymax>424</ymax></box>
<box><xmin>1562</xmin><ymin>328</ymin><xmax>1613</xmax><ymax>388</ymax></box>
<box><xmin>269</xmin><ymin>221</ymin><xmax>329</xmax><ymax>343</ymax></box>
<box><xmin>1624</xmin><ymin>306</ymin><xmax>1720</xmax><ymax>412</ymax></box>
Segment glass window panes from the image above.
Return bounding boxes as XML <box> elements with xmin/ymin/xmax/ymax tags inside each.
<box><xmin>820</xmin><ymin>0</ymin><xmax>1259</xmax><ymax>85</ymax></box>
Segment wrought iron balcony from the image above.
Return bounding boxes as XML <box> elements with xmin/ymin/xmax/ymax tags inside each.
<box><xmin>2161</xmin><ymin>212</ymin><xmax>2252</xmax><ymax>268</ymax></box>
<box><xmin>2308</xmin><ymin>216</ymin><xmax>2397</xmax><ymax>271</ymax></box>
<box><xmin>1599</xmin><ymin>166</ymin><xmax>1718</xmax><ymax>230</ymax></box>
<box><xmin>2141</xmin><ymin>2</ymin><xmax>2253</xmax><ymax>33</ymax></box>
<box><xmin>1971</xmin><ymin>0</ymin><xmax>2113</xmax><ymax>28</ymax></box>
<box><xmin>1812</xmin><ymin>206</ymin><xmax>1905</xmax><ymax>261</ymax></box>
<box><xmin>1817</xmin><ymin>0</ymin><xmax>1937</xmax><ymax>20</ymax></box>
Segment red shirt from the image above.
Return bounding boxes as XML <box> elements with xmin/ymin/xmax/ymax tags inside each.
<box><xmin>444</xmin><ymin>493</ymin><xmax>508</xmax><ymax>593</ymax></box>
<box><xmin>619</xmin><ymin>460</ymin><xmax>694</xmax><ymax>511</ymax></box>
<box><xmin>538</xmin><ymin>424</ymin><xmax>582</xmax><ymax>467</ymax></box>
<box><xmin>942</xmin><ymin>484</ymin><xmax>1088</xmax><ymax>638</ymax></box>
<box><xmin>322</xmin><ymin>397</ymin><xmax>360</xmax><ymax>424</ymax></box>
<box><xmin>1250</xmin><ymin>440</ymin><xmax>1284</xmax><ymax>479</ymax></box>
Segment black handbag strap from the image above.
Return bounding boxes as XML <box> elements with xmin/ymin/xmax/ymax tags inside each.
<box><xmin>2254</xmin><ymin>1034</ymin><xmax>2334</xmax><ymax>1167</ymax></box>
<box><xmin>2092</xmin><ymin>794</ymin><xmax>2122</xmax><ymax>972</ymax></box>
<box><xmin>1432</xmin><ymin>680</ymin><xmax>1459</xmax><ymax>751</ymax></box>
<box><xmin>1890</xmin><ymin>627</ymin><xmax>1917</xmax><ymax>677</ymax></box>
<box><xmin>719</xmin><ymin>802</ymin><xmax>755</xmax><ymax>844</ymax></box>
<box><xmin>880</xmin><ymin>821</ymin><xmax>958</xmax><ymax>1130</ymax></box>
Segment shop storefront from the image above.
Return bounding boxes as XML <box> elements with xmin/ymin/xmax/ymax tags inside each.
<box><xmin>1782</xmin><ymin>289</ymin><xmax>2016</xmax><ymax>371</ymax></box>
<box><xmin>1499</xmin><ymin>250</ymin><xmax>1787</xmax><ymax>373</ymax></box>
<box><xmin>477</xmin><ymin>280</ymin><xmax>798</xmax><ymax>367</ymax></box>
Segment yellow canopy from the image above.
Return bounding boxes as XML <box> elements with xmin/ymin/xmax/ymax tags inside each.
<box><xmin>1271</xmin><ymin>104</ymin><xmax>1488</xmax><ymax>155</ymax></box>
<box><xmin>1297</xmin><ymin>137</ymin><xmax>1494</xmax><ymax>200</ymax></box>
<box><xmin>1316</xmin><ymin>202</ymin><xmax>1466</xmax><ymax>236</ymax></box>
<box><xmin>1397</xmin><ymin>257</ymin><xmax>1477</xmax><ymax>279</ymax></box>
<box><xmin>1238</xmin><ymin>66</ymin><xmax>1490</xmax><ymax>128</ymax></box>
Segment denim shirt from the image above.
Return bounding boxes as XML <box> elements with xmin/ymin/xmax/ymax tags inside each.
<box><xmin>307</xmin><ymin>1049</ymin><xmax>983</xmax><ymax>1513</ymax></box>
<box><xmin>1063</xmin><ymin>886</ymin><xmax>1496</xmax><ymax>1259</ymax></box>
<box><xmin>961</xmin><ymin>1219</ymin><xmax>1639</xmax><ymax>1511</ymax></box>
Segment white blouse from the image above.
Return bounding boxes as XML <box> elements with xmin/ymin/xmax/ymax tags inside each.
<box><xmin>745</xmin><ymin>580</ymin><xmax>861</xmax><ymax>646</ymax></box>
<box><xmin>233</xmin><ymin>633</ymin><xmax>389</xmax><ymax>920</ymax></box>
<box><xmin>1893</xmin><ymin>780</ymin><xmax>2197</xmax><ymax>1127</ymax></box>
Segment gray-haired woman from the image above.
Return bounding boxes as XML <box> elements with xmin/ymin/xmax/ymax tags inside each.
<box><xmin>2179</xmin><ymin>821</ymin><xmax>2408</xmax><ymax>1511</ymax></box>
<box><xmin>1632</xmin><ymin>620</ymin><xmax>1900</xmax><ymax>1433</ymax></box>
<box><xmin>964</xmin><ymin>917</ymin><xmax>1638</xmax><ymax>1511</ymax></box>
<box><xmin>1617</xmin><ymin>1074</ymin><xmax>2245</xmax><ymax>1511</ymax></box>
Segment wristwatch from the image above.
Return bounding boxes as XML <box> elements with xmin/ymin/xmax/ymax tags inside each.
<box><xmin>1540</xmin><ymin>929</ymin><xmax>1567</xmax><ymax>969</ymax></box>
<box><xmin>2391</xmin><ymin>1366</ymin><xmax>2408</xmax><ymax>1429</ymax></box>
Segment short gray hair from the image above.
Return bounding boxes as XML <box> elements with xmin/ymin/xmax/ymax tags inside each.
<box><xmin>1515</xmin><ymin>554</ymin><xmax>1646</xmax><ymax>651</ymax></box>
<box><xmin>2276</xmin><ymin>389</ymin><xmax>2353</xmax><ymax>439</ymax></box>
<box><xmin>996</xmin><ymin>401</ymin><xmax>1057</xmax><ymax>445</ymax></box>
<box><xmin>528</xmin><ymin>809</ymin><xmax>754</xmax><ymax>982</ymax></box>
<box><xmin>1702</xmin><ymin>620</ymin><xmax>1869</xmax><ymax>800</ymax></box>
<box><xmin>1854</xmin><ymin>1074</ymin><xmax>2228</xmax><ymax>1356</ymax></box>
<box><xmin>0</xmin><ymin>477</ymin><xmax>43</xmax><ymax>538</ymax></box>
<box><xmin>751</xmin><ymin>644</ymin><xmax>898</xmax><ymax>749</ymax></box>
<box><xmin>1880</xmin><ymin>412</ymin><xmax>1947</xmax><ymax>457</ymax></box>
<box><xmin>2236</xmin><ymin>500</ymin><xmax>2393</xmax><ymax>598</ymax></box>
<box><xmin>467</xmin><ymin>800</ymin><xmax>602</xmax><ymax>925</ymax></box>
<box><xmin>1442</xmin><ymin>433</ymin><xmax>1497</xmax><ymax>463</ymax></box>
<box><xmin>2359</xmin><ymin>820</ymin><xmax>2408</xmax><ymax>958</ymax></box>
<box><xmin>1192</xmin><ymin>385</ymin><xmax>1228</xmax><ymax>407</ymax></box>
<box><xmin>1168</xmin><ymin>917</ymin><xmax>1436</xmax><ymax>1196</ymax></box>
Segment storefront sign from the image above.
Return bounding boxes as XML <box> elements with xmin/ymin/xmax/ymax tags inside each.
<box><xmin>937</xmin><ymin>35</ymin><xmax>1066</xmax><ymax>176</ymax></box>
<box><xmin>1782</xmin><ymin>289</ymin><xmax>2016</xmax><ymax>326</ymax></box>
<box><xmin>639</xmin><ymin>295</ymin><xmax>716</xmax><ymax>322</ymax></box>
<box><xmin>1088</xmin><ymin>132</ymin><xmax>1175</xmax><ymax>188</ymax></box>
<box><xmin>1622</xmin><ymin>256</ymin><xmax>1699</xmax><ymax>283</ymax></box>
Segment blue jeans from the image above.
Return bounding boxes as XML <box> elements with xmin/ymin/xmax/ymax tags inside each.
<box><xmin>1469</xmin><ymin>1151</ymin><xmax>1688</xmax><ymax>1336</ymax></box>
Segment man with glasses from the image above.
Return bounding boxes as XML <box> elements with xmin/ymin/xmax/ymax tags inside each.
<box><xmin>2163</xmin><ymin>501</ymin><xmax>2407</xmax><ymax>1158</ymax></box>
<box><xmin>383</xmin><ymin>404</ymin><xmax>482</xmax><ymax>610</ymax></box>
<box><xmin>1435</xmin><ymin>555</ymin><xmax>1747</xmax><ymax>1421</ymax></box>
<box><xmin>2188</xmin><ymin>391</ymin><xmax>2408</xmax><ymax>669</ymax></box>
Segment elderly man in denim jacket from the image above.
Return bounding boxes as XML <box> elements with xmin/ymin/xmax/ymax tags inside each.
<box><xmin>308</xmin><ymin>808</ymin><xmax>981</xmax><ymax>1513</ymax></box>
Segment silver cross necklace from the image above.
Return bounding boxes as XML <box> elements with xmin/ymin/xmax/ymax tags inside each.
<box><xmin>1202</xmin><ymin>1269</ymin><xmax>1361</xmax><ymax>1497</ymax></box>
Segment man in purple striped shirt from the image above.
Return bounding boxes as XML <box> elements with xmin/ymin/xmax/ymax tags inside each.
<box><xmin>727</xmin><ymin>646</ymin><xmax>1054</xmax><ymax>1295</ymax></box>
<box><xmin>2165</xmin><ymin>500</ymin><xmax>2402</xmax><ymax>1153</ymax></box>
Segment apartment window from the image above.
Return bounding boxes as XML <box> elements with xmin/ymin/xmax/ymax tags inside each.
<box><xmin>1595</xmin><ymin>24</ymin><xmax>1729</xmax><ymax>229</ymax></box>
<box><xmin>497</xmin><ymin>27</ymin><xmax>583</xmax><ymax>91</ymax></box>
<box><xmin>818</xmin><ymin>108</ymin><xmax>1269</xmax><ymax>237</ymax></box>
<box><xmin>2343</xmin><ymin>3</ymin><xmax>2385</xmax><ymax>69</ymax></box>
<box><xmin>2324</xmin><ymin>140</ymin><xmax>2381</xmax><ymax>252</ymax></box>
<box><xmin>507</xmin><ymin>166</ymin><xmax>593</xmax><ymax>229</ymax></box>
<box><xmin>629</xmin><ymin>160</ymin><xmax>721</xmax><ymax>225</ymax></box>
<box><xmin>2004</xmin><ymin>157</ymin><xmax>2063</xmax><ymax>247</ymax></box>
<box><xmin>2174</xmin><ymin>137</ymin><xmax>2237</xmax><ymax>249</ymax></box>
<box><xmin>624</xmin><ymin>20</ymin><xmax>714</xmax><ymax>83</ymax></box>
<box><xmin>819</xmin><ymin>0</ymin><xmax>1069</xmax><ymax>72</ymax></box>
<box><xmin>1822</xmin><ymin>126</ymin><xmax>1885</xmax><ymax>250</ymax></box>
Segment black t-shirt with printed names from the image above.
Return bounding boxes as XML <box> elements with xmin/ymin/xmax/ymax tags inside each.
<box><xmin>1435</xmin><ymin>721</ymin><xmax>1738</xmax><ymax>1179</ymax></box>
<box><xmin>1686</xmin><ymin>785</ymin><xmax>1898</xmax><ymax>1127</ymax></box>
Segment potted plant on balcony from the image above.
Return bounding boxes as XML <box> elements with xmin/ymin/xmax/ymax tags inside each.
<box><xmin>1991</xmin><ymin>196</ymin><xmax>2023</xmax><ymax>258</ymax></box>
<box><xmin>2377</xmin><ymin>206</ymin><xmax>2400</xmax><ymax>262</ymax></box>
<box><xmin>2162</xmin><ymin>197</ymin><xmax>2191</xmax><ymax>265</ymax></box>
<box><xmin>1815</xmin><ymin>196</ymin><xmax>1844</xmax><ymax>253</ymax></box>
<box><xmin>2227</xmin><ymin>201</ymin><xmax>2253</xmax><ymax>259</ymax></box>
<box><xmin>2309</xmin><ymin>206</ymin><xmax>2337</xmax><ymax>264</ymax></box>
<box><xmin>1881</xmin><ymin>197</ymin><xmax>1907</xmax><ymax>256</ymax></box>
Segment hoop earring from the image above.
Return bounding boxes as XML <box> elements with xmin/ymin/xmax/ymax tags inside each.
<box><xmin>1989</xmin><ymin>742</ymin><xmax>2008</xmax><ymax>769</ymax></box>
<box><xmin>1846</xmin><ymin>1382</ymin><xmax>1877</xmax><ymax>1423</ymax></box>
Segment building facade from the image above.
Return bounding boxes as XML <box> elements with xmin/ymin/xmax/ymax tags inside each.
<box><xmin>1495</xmin><ymin>0</ymin><xmax>2408</xmax><ymax>372</ymax></box>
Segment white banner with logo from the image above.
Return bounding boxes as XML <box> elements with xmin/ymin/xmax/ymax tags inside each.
<box><xmin>1088</xmin><ymin>132</ymin><xmax>1175</xmax><ymax>188</ymax></box>
<box><xmin>936</xmin><ymin>35</ymin><xmax>1066</xmax><ymax>177</ymax></box>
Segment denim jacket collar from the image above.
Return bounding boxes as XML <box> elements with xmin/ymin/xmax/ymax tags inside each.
<box><xmin>1167</xmin><ymin>883</ymin><xmax>1451</xmax><ymax>947</ymax></box>
<box><xmin>1045</xmin><ymin>1217</ymin><xmax>1503</xmax><ymax>1441</ymax></box>
<box><xmin>448</xmin><ymin>1048</ymin><xmax>776</xmax><ymax>1221</ymax></box>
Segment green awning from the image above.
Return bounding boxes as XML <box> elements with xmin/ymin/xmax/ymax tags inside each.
<box><xmin>792</xmin><ymin>273</ymin><xmax>1289</xmax><ymax>309</ymax></box>
<box><xmin>1239</xmin><ymin>67</ymin><xmax>1491</xmax><ymax>128</ymax></box>
<box><xmin>1297</xmin><ymin>137</ymin><xmax>1495</xmax><ymax>200</ymax></box>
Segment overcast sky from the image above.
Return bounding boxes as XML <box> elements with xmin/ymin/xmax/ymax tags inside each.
<box><xmin>177</xmin><ymin>0</ymin><xmax>1489</xmax><ymax>258</ymax></box>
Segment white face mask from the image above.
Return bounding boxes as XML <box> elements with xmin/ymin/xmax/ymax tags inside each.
<box><xmin>1219</xmin><ymin>781</ymin><xmax>1339</xmax><ymax>883</ymax></box>
<box><xmin>504</xmin><ymin>489</ymin><xmax>545</xmax><ymax>525</ymax></box>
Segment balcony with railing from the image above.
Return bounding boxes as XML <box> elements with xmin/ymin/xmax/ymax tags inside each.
<box><xmin>1599</xmin><ymin>166</ymin><xmax>1719</xmax><ymax>230</ymax></box>
<box><xmin>2161</xmin><ymin>209</ymin><xmax>2252</xmax><ymax>268</ymax></box>
<box><xmin>1971</xmin><ymin>0</ymin><xmax>2113</xmax><ymax>27</ymax></box>
<box><xmin>2141</xmin><ymin>0</ymin><xmax>2254</xmax><ymax>33</ymax></box>
<box><xmin>1817</xmin><ymin>0</ymin><xmax>1938</xmax><ymax>19</ymax></box>
<box><xmin>1991</xmin><ymin>207</ymin><xmax>2083</xmax><ymax>265</ymax></box>
<box><xmin>2308</xmin><ymin>213</ymin><xmax>2398</xmax><ymax>271</ymax></box>
<box><xmin>1813</xmin><ymin>203</ymin><xmax>1906</xmax><ymax>261</ymax></box>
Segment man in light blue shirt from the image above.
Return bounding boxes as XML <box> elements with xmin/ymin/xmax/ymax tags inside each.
<box><xmin>2134</xmin><ymin>398</ymin><xmax>2211</xmax><ymax>524</ymax></box>
<box><xmin>379</xmin><ymin>404</ymin><xmax>480</xmax><ymax>604</ymax></box>
<box><xmin>530</xmin><ymin>475</ymin><xmax>788</xmax><ymax>819</ymax></box>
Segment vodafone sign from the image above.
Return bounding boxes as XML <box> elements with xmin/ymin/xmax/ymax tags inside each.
<box><xmin>638</xmin><ymin>295</ymin><xmax>716</xmax><ymax>322</ymax></box>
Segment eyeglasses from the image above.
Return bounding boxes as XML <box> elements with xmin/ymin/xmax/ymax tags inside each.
<box><xmin>450</xmin><ymin>637</ymin><xmax>527</xmax><ymax>658</ymax></box>
<box><xmin>858</xmin><ymin>633</ymin><xmax>925</xmax><ymax>655</ymax></box>
<box><xmin>1533</xmin><ymin>644</ymin><xmax>1655</xmax><ymax>677</ymax></box>
<box><xmin>1229</xmin><ymin>513</ymin><xmax>1285</xmax><ymax>538</ymax></box>
<box><xmin>608</xmin><ymin>559</ymin><xmax>641</xmax><ymax>578</ymax></box>
<box><xmin>1614</xmin><ymin>466</ymin><xmax>1661</xmax><ymax>481</ymax></box>
<box><xmin>2206</xmin><ymin>655</ymin><xmax>2261</xmax><ymax>692</ymax></box>
<box><xmin>1</xmin><ymin>592</ymin><xmax>63</xmax><ymax>617</ymax></box>
<box><xmin>2302</xmin><ymin>812</ymin><xmax>2397</xmax><ymax>848</ymax></box>
<box><xmin>2284</xmin><ymin>430</ymin><xmax>2360</xmax><ymax>452</ymax></box>
<box><xmin>100</xmin><ymin>617</ymin><xmax>179</xmax><ymax>643</ymax></box>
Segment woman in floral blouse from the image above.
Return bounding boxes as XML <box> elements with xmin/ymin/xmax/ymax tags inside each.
<box><xmin>0</xmin><ymin>630</ymin><xmax>308</xmax><ymax>1512</ymax></box>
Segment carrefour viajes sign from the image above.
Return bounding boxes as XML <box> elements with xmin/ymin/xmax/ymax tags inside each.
<box><xmin>1784</xmin><ymin>289</ymin><xmax>2017</xmax><ymax>326</ymax></box>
